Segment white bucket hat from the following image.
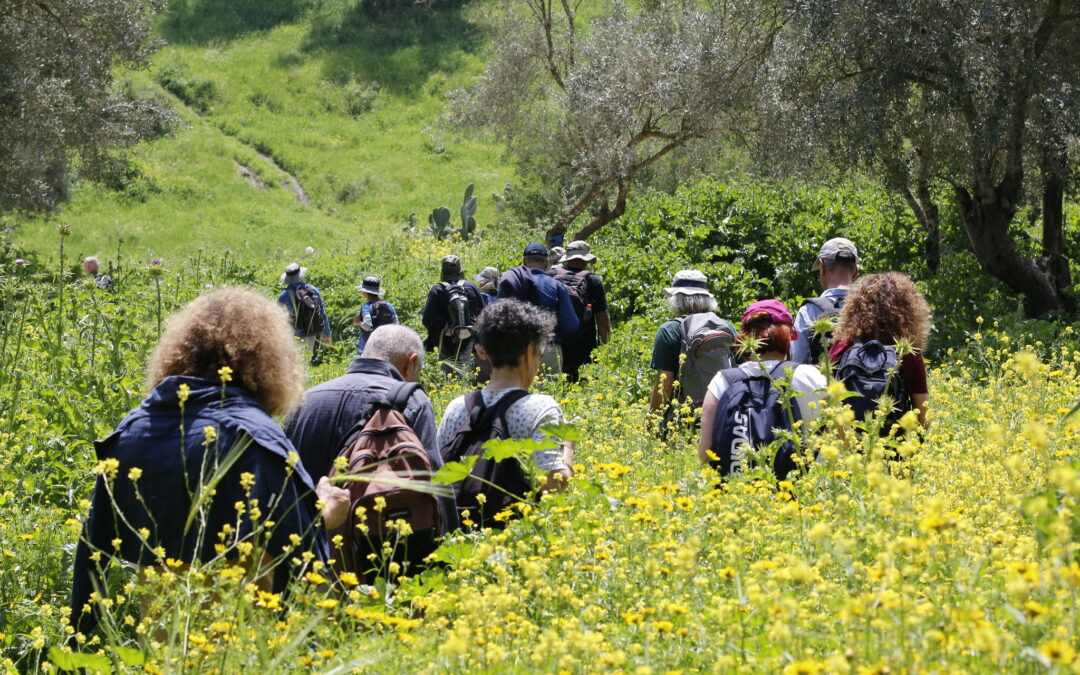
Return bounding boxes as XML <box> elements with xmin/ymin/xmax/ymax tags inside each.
<box><xmin>281</xmin><ymin>263</ymin><xmax>306</xmax><ymax>284</ymax></box>
<box><xmin>664</xmin><ymin>269</ymin><xmax>713</xmax><ymax>297</ymax></box>
<box><xmin>561</xmin><ymin>240</ymin><xmax>597</xmax><ymax>263</ymax></box>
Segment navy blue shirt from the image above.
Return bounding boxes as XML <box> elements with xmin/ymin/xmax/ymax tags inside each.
<box><xmin>498</xmin><ymin>266</ymin><xmax>581</xmax><ymax>340</ymax></box>
<box><xmin>71</xmin><ymin>376</ymin><xmax>325</xmax><ymax>635</ymax></box>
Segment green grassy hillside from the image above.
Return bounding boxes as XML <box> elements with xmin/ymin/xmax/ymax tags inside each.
<box><xmin>11</xmin><ymin>0</ymin><xmax>511</xmax><ymax>263</ymax></box>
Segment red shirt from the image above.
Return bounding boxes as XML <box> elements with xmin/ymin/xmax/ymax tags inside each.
<box><xmin>829</xmin><ymin>341</ymin><xmax>928</xmax><ymax>395</ymax></box>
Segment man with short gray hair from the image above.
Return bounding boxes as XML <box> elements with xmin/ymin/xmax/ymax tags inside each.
<box><xmin>285</xmin><ymin>324</ymin><xmax>456</xmax><ymax>529</ymax></box>
<box><xmin>83</xmin><ymin>256</ymin><xmax>112</xmax><ymax>291</ymax></box>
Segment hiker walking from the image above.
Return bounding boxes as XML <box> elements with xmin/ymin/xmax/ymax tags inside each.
<box><xmin>353</xmin><ymin>276</ymin><xmax>398</xmax><ymax>355</ymax></box>
<box><xmin>698</xmin><ymin>299</ymin><xmax>827</xmax><ymax>479</ymax></box>
<box><xmin>830</xmin><ymin>272</ymin><xmax>931</xmax><ymax>432</ymax></box>
<box><xmin>437</xmin><ymin>299</ymin><xmax>574</xmax><ymax>529</ymax></box>
<box><xmin>285</xmin><ymin>325</ymin><xmax>455</xmax><ymax>576</ymax></box>
<box><xmin>277</xmin><ymin>263</ymin><xmax>331</xmax><ymax>356</ymax></box>
<box><xmin>792</xmin><ymin>238</ymin><xmax>860</xmax><ymax>364</ymax></box>
<box><xmin>474</xmin><ymin>266</ymin><xmax>500</xmax><ymax>306</ymax></box>
<box><xmin>648</xmin><ymin>270</ymin><xmax>737</xmax><ymax>434</ymax></box>
<box><xmin>82</xmin><ymin>256</ymin><xmax>113</xmax><ymax>291</ymax></box>
<box><xmin>71</xmin><ymin>289</ymin><xmax>345</xmax><ymax>636</ymax></box>
<box><xmin>552</xmin><ymin>240</ymin><xmax>611</xmax><ymax>382</ymax></box>
<box><xmin>497</xmin><ymin>242</ymin><xmax>579</xmax><ymax>375</ymax></box>
<box><xmin>422</xmin><ymin>255</ymin><xmax>484</xmax><ymax>377</ymax></box>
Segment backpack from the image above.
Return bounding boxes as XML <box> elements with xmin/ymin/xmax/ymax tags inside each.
<box><xmin>440</xmin><ymin>389</ymin><xmax>532</xmax><ymax>529</ymax></box>
<box><xmin>291</xmin><ymin>284</ymin><xmax>326</xmax><ymax>335</ymax></box>
<box><xmin>500</xmin><ymin>266</ymin><xmax>540</xmax><ymax>306</ymax></box>
<box><xmin>326</xmin><ymin>383</ymin><xmax>444</xmax><ymax>580</ymax></box>
<box><xmin>709</xmin><ymin>361</ymin><xmax>802</xmax><ymax>480</ymax></box>
<box><xmin>369</xmin><ymin>300</ymin><xmax>397</xmax><ymax>330</ymax></box>
<box><xmin>553</xmin><ymin>268</ymin><xmax>595</xmax><ymax>338</ymax></box>
<box><xmin>440</xmin><ymin>281</ymin><xmax>474</xmax><ymax>341</ymax></box>
<box><xmin>676</xmin><ymin>313</ymin><xmax>736</xmax><ymax>407</ymax></box>
<box><xmin>801</xmin><ymin>296</ymin><xmax>843</xmax><ymax>364</ymax></box>
<box><xmin>835</xmin><ymin>341</ymin><xmax>911</xmax><ymax>433</ymax></box>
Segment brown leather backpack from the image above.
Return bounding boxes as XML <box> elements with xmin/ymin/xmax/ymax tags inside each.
<box><xmin>327</xmin><ymin>383</ymin><xmax>444</xmax><ymax>580</ymax></box>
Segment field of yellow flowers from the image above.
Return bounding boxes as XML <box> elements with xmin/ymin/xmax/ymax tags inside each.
<box><xmin>0</xmin><ymin>235</ymin><xmax>1078</xmax><ymax>673</ymax></box>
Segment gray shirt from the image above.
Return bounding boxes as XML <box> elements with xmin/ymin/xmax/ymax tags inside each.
<box><xmin>792</xmin><ymin>287</ymin><xmax>849</xmax><ymax>363</ymax></box>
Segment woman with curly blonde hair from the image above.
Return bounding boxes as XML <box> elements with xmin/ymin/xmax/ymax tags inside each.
<box><xmin>72</xmin><ymin>288</ymin><xmax>347</xmax><ymax>636</ymax></box>
<box><xmin>830</xmin><ymin>272</ymin><xmax>932</xmax><ymax>429</ymax></box>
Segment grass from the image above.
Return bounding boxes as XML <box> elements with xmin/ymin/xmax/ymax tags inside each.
<box><xmin>10</xmin><ymin>0</ymin><xmax>512</xmax><ymax>263</ymax></box>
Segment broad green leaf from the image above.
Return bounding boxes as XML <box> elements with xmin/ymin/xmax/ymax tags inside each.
<box><xmin>539</xmin><ymin>422</ymin><xmax>582</xmax><ymax>441</ymax></box>
<box><xmin>48</xmin><ymin>648</ymin><xmax>112</xmax><ymax>672</ymax></box>
<box><xmin>426</xmin><ymin>539</ymin><xmax>474</xmax><ymax>565</ymax></box>
<box><xmin>431</xmin><ymin>455</ymin><xmax>479</xmax><ymax>484</ymax></box>
<box><xmin>482</xmin><ymin>437</ymin><xmax>550</xmax><ymax>461</ymax></box>
<box><xmin>114</xmin><ymin>647</ymin><xmax>146</xmax><ymax>667</ymax></box>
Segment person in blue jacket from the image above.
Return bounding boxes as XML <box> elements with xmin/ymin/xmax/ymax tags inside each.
<box><xmin>498</xmin><ymin>242</ymin><xmax>580</xmax><ymax>375</ymax></box>
<box><xmin>277</xmin><ymin>263</ymin><xmax>331</xmax><ymax>357</ymax></box>
<box><xmin>70</xmin><ymin>288</ymin><xmax>348</xmax><ymax>638</ymax></box>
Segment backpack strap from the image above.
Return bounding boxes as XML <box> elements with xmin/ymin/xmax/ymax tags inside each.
<box><xmin>466</xmin><ymin>389</ymin><xmax>530</xmax><ymax>431</ymax></box>
<box><xmin>802</xmin><ymin>296</ymin><xmax>839</xmax><ymax>314</ymax></box>
<box><xmin>388</xmin><ymin>382</ymin><xmax>421</xmax><ymax>413</ymax></box>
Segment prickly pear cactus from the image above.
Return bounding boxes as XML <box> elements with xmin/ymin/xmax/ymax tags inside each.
<box><xmin>458</xmin><ymin>184</ymin><xmax>479</xmax><ymax>241</ymax></box>
<box><xmin>427</xmin><ymin>206</ymin><xmax>453</xmax><ymax>240</ymax></box>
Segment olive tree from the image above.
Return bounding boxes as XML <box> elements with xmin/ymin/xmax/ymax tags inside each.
<box><xmin>0</xmin><ymin>0</ymin><xmax>174</xmax><ymax>215</ymax></box>
<box><xmin>448</xmin><ymin>0</ymin><xmax>789</xmax><ymax>244</ymax></box>
<box><xmin>762</xmin><ymin>0</ymin><xmax>1080</xmax><ymax>316</ymax></box>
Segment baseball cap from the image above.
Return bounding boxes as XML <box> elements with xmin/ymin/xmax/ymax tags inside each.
<box><xmin>742</xmin><ymin>299</ymin><xmax>797</xmax><ymax>339</ymax></box>
<box><xmin>812</xmin><ymin>237</ymin><xmax>860</xmax><ymax>271</ymax></box>
<box><xmin>664</xmin><ymin>270</ymin><xmax>714</xmax><ymax>297</ymax></box>
<box><xmin>523</xmin><ymin>242</ymin><xmax>548</xmax><ymax>257</ymax></box>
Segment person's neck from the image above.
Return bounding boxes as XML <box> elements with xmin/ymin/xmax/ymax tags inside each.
<box><xmin>759</xmin><ymin>351</ymin><xmax>787</xmax><ymax>361</ymax></box>
<box><xmin>488</xmin><ymin>365</ymin><xmax>531</xmax><ymax>391</ymax></box>
<box><xmin>824</xmin><ymin>278</ymin><xmax>852</xmax><ymax>291</ymax></box>
<box><xmin>565</xmin><ymin>263</ymin><xmax>587</xmax><ymax>272</ymax></box>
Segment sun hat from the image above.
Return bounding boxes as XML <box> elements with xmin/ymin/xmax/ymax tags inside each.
<box><xmin>473</xmin><ymin>266</ymin><xmax>500</xmax><ymax>292</ymax></box>
<box><xmin>281</xmin><ymin>263</ymin><xmax>306</xmax><ymax>284</ymax></box>
<box><xmin>523</xmin><ymin>242</ymin><xmax>548</xmax><ymax>257</ymax></box>
<box><xmin>812</xmin><ymin>237</ymin><xmax>861</xmax><ymax>271</ymax></box>
<box><xmin>561</xmin><ymin>240</ymin><xmax>597</xmax><ymax>263</ymax></box>
<box><xmin>358</xmin><ymin>276</ymin><xmax>385</xmax><ymax>297</ymax></box>
<box><xmin>664</xmin><ymin>270</ymin><xmax>714</xmax><ymax>297</ymax></box>
<box><xmin>441</xmin><ymin>254</ymin><xmax>462</xmax><ymax>282</ymax></box>
<box><xmin>742</xmin><ymin>299</ymin><xmax>797</xmax><ymax>339</ymax></box>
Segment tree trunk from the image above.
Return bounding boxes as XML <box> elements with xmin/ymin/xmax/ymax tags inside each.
<box><xmin>953</xmin><ymin>181</ymin><xmax>1065</xmax><ymax>318</ymax></box>
<box><xmin>901</xmin><ymin>178</ymin><xmax>941</xmax><ymax>274</ymax></box>
<box><xmin>1039</xmin><ymin>161</ymin><xmax>1072</xmax><ymax>302</ymax></box>
<box><xmin>574</xmin><ymin>181</ymin><xmax>628</xmax><ymax>240</ymax></box>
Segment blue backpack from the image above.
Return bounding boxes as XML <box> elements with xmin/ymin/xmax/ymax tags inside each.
<box><xmin>709</xmin><ymin>361</ymin><xmax>801</xmax><ymax>480</ymax></box>
<box><xmin>835</xmin><ymin>341</ymin><xmax>910</xmax><ymax>432</ymax></box>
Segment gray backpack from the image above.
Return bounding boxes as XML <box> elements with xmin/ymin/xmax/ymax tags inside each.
<box><xmin>677</xmin><ymin>312</ymin><xmax>736</xmax><ymax>406</ymax></box>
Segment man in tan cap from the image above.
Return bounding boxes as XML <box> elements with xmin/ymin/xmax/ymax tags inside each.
<box><xmin>553</xmin><ymin>240</ymin><xmax>610</xmax><ymax>382</ymax></box>
<box><xmin>792</xmin><ymin>237</ymin><xmax>860</xmax><ymax>364</ymax></box>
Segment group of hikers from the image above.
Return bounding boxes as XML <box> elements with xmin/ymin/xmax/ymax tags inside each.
<box><xmin>277</xmin><ymin>241</ymin><xmax>610</xmax><ymax>383</ymax></box>
<box><xmin>69</xmin><ymin>236</ymin><xmax>932</xmax><ymax>637</ymax></box>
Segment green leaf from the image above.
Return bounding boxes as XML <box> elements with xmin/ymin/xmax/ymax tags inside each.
<box><xmin>431</xmin><ymin>455</ymin><xmax>479</xmax><ymax>484</ymax></box>
<box><xmin>482</xmin><ymin>437</ymin><xmax>550</xmax><ymax>461</ymax></box>
<box><xmin>114</xmin><ymin>647</ymin><xmax>146</xmax><ymax>667</ymax></box>
<box><xmin>48</xmin><ymin>648</ymin><xmax>112</xmax><ymax>672</ymax></box>
<box><xmin>539</xmin><ymin>422</ymin><xmax>582</xmax><ymax>441</ymax></box>
<box><xmin>426</xmin><ymin>539</ymin><xmax>474</xmax><ymax>565</ymax></box>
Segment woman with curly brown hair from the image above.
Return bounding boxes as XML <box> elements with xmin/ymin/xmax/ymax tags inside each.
<box><xmin>71</xmin><ymin>288</ymin><xmax>347</xmax><ymax>636</ymax></box>
<box><xmin>829</xmin><ymin>272</ymin><xmax>932</xmax><ymax>429</ymax></box>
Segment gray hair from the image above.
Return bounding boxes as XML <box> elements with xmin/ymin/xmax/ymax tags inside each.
<box><xmin>84</xmin><ymin>256</ymin><xmax>99</xmax><ymax>265</ymax></box>
<box><xmin>666</xmin><ymin>293</ymin><xmax>717</xmax><ymax>317</ymax></box>
<box><xmin>362</xmin><ymin>325</ymin><xmax>424</xmax><ymax>365</ymax></box>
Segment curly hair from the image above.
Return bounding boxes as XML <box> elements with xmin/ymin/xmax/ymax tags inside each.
<box><xmin>736</xmin><ymin>310</ymin><xmax>794</xmax><ymax>358</ymax></box>
<box><xmin>474</xmin><ymin>298</ymin><xmax>556</xmax><ymax>368</ymax></box>
<box><xmin>833</xmin><ymin>272</ymin><xmax>932</xmax><ymax>350</ymax></box>
<box><xmin>146</xmin><ymin>287</ymin><xmax>304</xmax><ymax>416</ymax></box>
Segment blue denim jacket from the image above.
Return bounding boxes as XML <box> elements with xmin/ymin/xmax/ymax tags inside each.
<box><xmin>70</xmin><ymin>376</ymin><xmax>326</xmax><ymax>635</ymax></box>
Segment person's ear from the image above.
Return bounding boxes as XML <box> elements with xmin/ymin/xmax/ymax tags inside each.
<box><xmin>475</xmin><ymin>344</ymin><xmax>490</xmax><ymax>361</ymax></box>
<box><xmin>406</xmin><ymin>352</ymin><xmax>422</xmax><ymax>382</ymax></box>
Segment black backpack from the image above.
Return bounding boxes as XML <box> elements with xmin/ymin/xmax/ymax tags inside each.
<box><xmin>835</xmin><ymin>341</ymin><xmax>911</xmax><ymax>433</ymax></box>
<box><xmin>369</xmin><ymin>300</ymin><xmax>397</xmax><ymax>330</ymax></box>
<box><xmin>291</xmin><ymin>284</ymin><xmax>326</xmax><ymax>335</ymax></box>
<box><xmin>440</xmin><ymin>390</ymin><xmax>532</xmax><ymax>528</ymax></box>
<box><xmin>801</xmin><ymin>296</ymin><xmax>842</xmax><ymax>364</ymax></box>
<box><xmin>553</xmin><ymin>268</ymin><xmax>595</xmax><ymax>338</ymax></box>
<box><xmin>709</xmin><ymin>361</ymin><xmax>802</xmax><ymax>480</ymax></box>
<box><xmin>440</xmin><ymin>281</ymin><xmax>475</xmax><ymax>341</ymax></box>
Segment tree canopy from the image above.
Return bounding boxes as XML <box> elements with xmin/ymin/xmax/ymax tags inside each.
<box><xmin>0</xmin><ymin>0</ymin><xmax>174</xmax><ymax>215</ymax></box>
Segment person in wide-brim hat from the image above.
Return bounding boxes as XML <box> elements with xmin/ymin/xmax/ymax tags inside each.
<box><xmin>560</xmin><ymin>240</ymin><xmax>597</xmax><ymax>264</ymax></box>
<box><xmin>664</xmin><ymin>269</ymin><xmax>714</xmax><ymax>298</ymax></box>
<box><xmin>358</xmin><ymin>276</ymin><xmax>386</xmax><ymax>297</ymax></box>
<box><xmin>281</xmin><ymin>263</ymin><xmax>307</xmax><ymax>285</ymax></box>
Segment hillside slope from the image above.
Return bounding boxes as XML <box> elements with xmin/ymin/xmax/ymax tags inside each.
<box><xmin>12</xmin><ymin>0</ymin><xmax>511</xmax><ymax>263</ymax></box>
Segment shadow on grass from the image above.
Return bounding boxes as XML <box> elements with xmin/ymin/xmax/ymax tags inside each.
<box><xmin>302</xmin><ymin>1</ymin><xmax>483</xmax><ymax>95</ymax></box>
<box><xmin>159</xmin><ymin>0</ymin><xmax>307</xmax><ymax>44</ymax></box>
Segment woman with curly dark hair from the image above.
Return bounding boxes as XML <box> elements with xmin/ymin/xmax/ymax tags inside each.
<box><xmin>830</xmin><ymin>272</ymin><xmax>932</xmax><ymax>429</ymax></box>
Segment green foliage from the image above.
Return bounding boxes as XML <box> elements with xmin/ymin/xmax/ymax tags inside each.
<box><xmin>458</xmin><ymin>183</ymin><xmax>478</xmax><ymax>241</ymax></box>
<box><xmin>427</xmin><ymin>206</ymin><xmax>453</xmax><ymax>239</ymax></box>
